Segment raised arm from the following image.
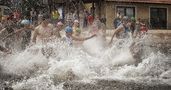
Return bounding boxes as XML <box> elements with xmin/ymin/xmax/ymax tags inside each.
<box><xmin>2</xmin><ymin>28</ymin><xmax>25</xmax><ymax>41</ymax></box>
<box><xmin>109</xmin><ymin>25</ymin><xmax>124</xmax><ymax>44</ymax></box>
<box><xmin>0</xmin><ymin>28</ymin><xmax>7</xmax><ymax>35</ymax></box>
<box><xmin>31</xmin><ymin>28</ymin><xmax>38</xmax><ymax>43</ymax></box>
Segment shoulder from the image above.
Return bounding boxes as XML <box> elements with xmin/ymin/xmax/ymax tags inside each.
<box><xmin>35</xmin><ymin>25</ymin><xmax>41</xmax><ymax>30</ymax></box>
<box><xmin>48</xmin><ymin>24</ymin><xmax>54</xmax><ymax>28</ymax></box>
<box><xmin>34</xmin><ymin>25</ymin><xmax>41</xmax><ymax>32</ymax></box>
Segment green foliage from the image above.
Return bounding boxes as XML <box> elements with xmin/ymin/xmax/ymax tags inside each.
<box><xmin>22</xmin><ymin>0</ymin><xmax>38</xmax><ymax>9</ymax></box>
<box><xmin>21</xmin><ymin>0</ymin><xmax>40</xmax><ymax>15</ymax></box>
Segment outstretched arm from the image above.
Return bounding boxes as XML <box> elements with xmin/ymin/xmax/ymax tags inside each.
<box><xmin>31</xmin><ymin>28</ymin><xmax>38</xmax><ymax>43</ymax></box>
<box><xmin>0</xmin><ymin>28</ymin><xmax>6</xmax><ymax>35</ymax></box>
<box><xmin>2</xmin><ymin>28</ymin><xmax>26</xmax><ymax>41</ymax></box>
<box><xmin>72</xmin><ymin>34</ymin><xmax>96</xmax><ymax>41</ymax></box>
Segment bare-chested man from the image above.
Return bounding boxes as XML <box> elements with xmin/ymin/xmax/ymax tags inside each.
<box><xmin>31</xmin><ymin>15</ymin><xmax>55</xmax><ymax>58</ymax></box>
<box><xmin>32</xmin><ymin>16</ymin><xmax>54</xmax><ymax>44</ymax></box>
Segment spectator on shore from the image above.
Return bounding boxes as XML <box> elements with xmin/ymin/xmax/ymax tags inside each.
<box><xmin>100</xmin><ymin>15</ymin><xmax>106</xmax><ymax>25</ymax></box>
<box><xmin>13</xmin><ymin>9</ymin><xmax>21</xmax><ymax>21</ymax></box>
<box><xmin>30</xmin><ymin>8</ymin><xmax>37</xmax><ymax>24</ymax></box>
<box><xmin>134</xmin><ymin>18</ymin><xmax>141</xmax><ymax>38</ymax></box>
<box><xmin>140</xmin><ymin>20</ymin><xmax>148</xmax><ymax>36</ymax></box>
<box><xmin>83</xmin><ymin>10</ymin><xmax>89</xmax><ymax>28</ymax></box>
<box><xmin>113</xmin><ymin>13</ymin><xmax>122</xmax><ymax>29</ymax></box>
<box><xmin>130</xmin><ymin>17</ymin><xmax>136</xmax><ymax>36</ymax></box>
<box><xmin>51</xmin><ymin>10</ymin><xmax>60</xmax><ymax>24</ymax></box>
<box><xmin>87</xmin><ymin>13</ymin><xmax>94</xmax><ymax>26</ymax></box>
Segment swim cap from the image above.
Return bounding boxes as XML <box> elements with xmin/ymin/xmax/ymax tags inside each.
<box><xmin>57</xmin><ymin>21</ymin><xmax>63</xmax><ymax>26</ymax></box>
<box><xmin>123</xmin><ymin>16</ymin><xmax>128</xmax><ymax>21</ymax></box>
<box><xmin>65</xmin><ymin>26</ymin><xmax>73</xmax><ymax>33</ymax></box>
<box><xmin>21</xmin><ymin>19</ymin><xmax>30</xmax><ymax>25</ymax></box>
<box><xmin>74</xmin><ymin>20</ymin><xmax>79</xmax><ymax>23</ymax></box>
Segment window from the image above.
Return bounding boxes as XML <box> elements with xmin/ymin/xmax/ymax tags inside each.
<box><xmin>150</xmin><ymin>8</ymin><xmax>167</xmax><ymax>29</ymax></box>
<box><xmin>0</xmin><ymin>0</ymin><xmax>3</xmax><ymax>4</ymax></box>
<box><xmin>116</xmin><ymin>6</ymin><xmax>135</xmax><ymax>18</ymax></box>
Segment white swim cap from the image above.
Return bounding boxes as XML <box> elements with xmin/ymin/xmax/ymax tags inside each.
<box><xmin>74</xmin><ymin>20</ymin><xmax>79</xmax><ymax>23</ymax></box>
<box><xmin>21</xmin><ymin>19</ymin><xmax>30</xmax><ymax>25</ymax></box>
<box><xmin>57</xmin><ymin>21</ymin><xmax>63</xmax><ymax>26</ymax></box>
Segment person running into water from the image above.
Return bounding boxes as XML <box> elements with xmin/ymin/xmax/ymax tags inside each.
<box><xmin>53</xmin><ymin>21</ymin><xmax>64</xmax><ymax>38</ymax></box>
<box><xmin>32</xmin><ymin>15</ymin><xmax>54</xmax><ymax>44</ymax></box>
<box><xmin>2</xmin><ymin>18</ymin><xmax>34</xmax><ymax>50</ymax></box>
<box><xmin>109</xmin><ymin>16</ymin><xmax>130</xmax><ymax>44</ymax></box>
<box><xmin>64</xmin><ymin>26</ymin><xmax>96</xmax><ymax>46</ymax></box>
<box><xmin>31</xmin><ymin>15</ymin><xmax>54</xmax><ymax>58</ymax></box>
<box><xmin>72</xmin><ymin>20</ymin><xmax>81</xmax><ymax>37</ymax></box>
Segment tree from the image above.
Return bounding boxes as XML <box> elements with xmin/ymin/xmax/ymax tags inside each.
<box><xmin>21</xmin><ymin>0</ymin><xmax>40</xmax><ymax>15</ymax></box>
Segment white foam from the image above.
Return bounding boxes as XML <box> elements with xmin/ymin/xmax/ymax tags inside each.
<box><xmin>0</xmin><ymin>35</ymin><xmax>170</xmax><ymax>89</ymax></box>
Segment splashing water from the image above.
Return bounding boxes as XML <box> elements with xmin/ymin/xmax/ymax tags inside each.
<box><xmin>0</xmin><ymin>35</ymin><xmax>170</xmax><ymax>90</ymax></box>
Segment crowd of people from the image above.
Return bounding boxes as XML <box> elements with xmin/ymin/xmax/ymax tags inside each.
<box><xmin>0</xmin><ymin>8</ymin><xmax>102</xmax><ymax>54</ymax></box>
<box><xmin>0</xmin><ymin>8</ymin><xmax>148</xmax><ymax>57</ymax></box>
<box><xmin>112</xmin><ymin>14</ymin><xmax>148</xmax><ymax>43</ymax></box>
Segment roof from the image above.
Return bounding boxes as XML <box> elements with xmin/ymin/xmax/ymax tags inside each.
<box><xmin>105</xmin><ymin>0</ymin><xmax>171</xmax><ymax>4</ymax></box>
<box><xmin>55</xmin><ymin>0</ymin><xmax>101</xmax><ymax>3</ymax></box>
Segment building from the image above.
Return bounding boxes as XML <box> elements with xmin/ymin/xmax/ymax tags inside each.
<box><xmin>54</xmin><ymin>0</ymin><xmax>171</xmax><ymax>30</ymax></box>
<box><xmin>100</xmin><ymin>0</ymin><xmax>171</xmax><ymax>29</ymax></box>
